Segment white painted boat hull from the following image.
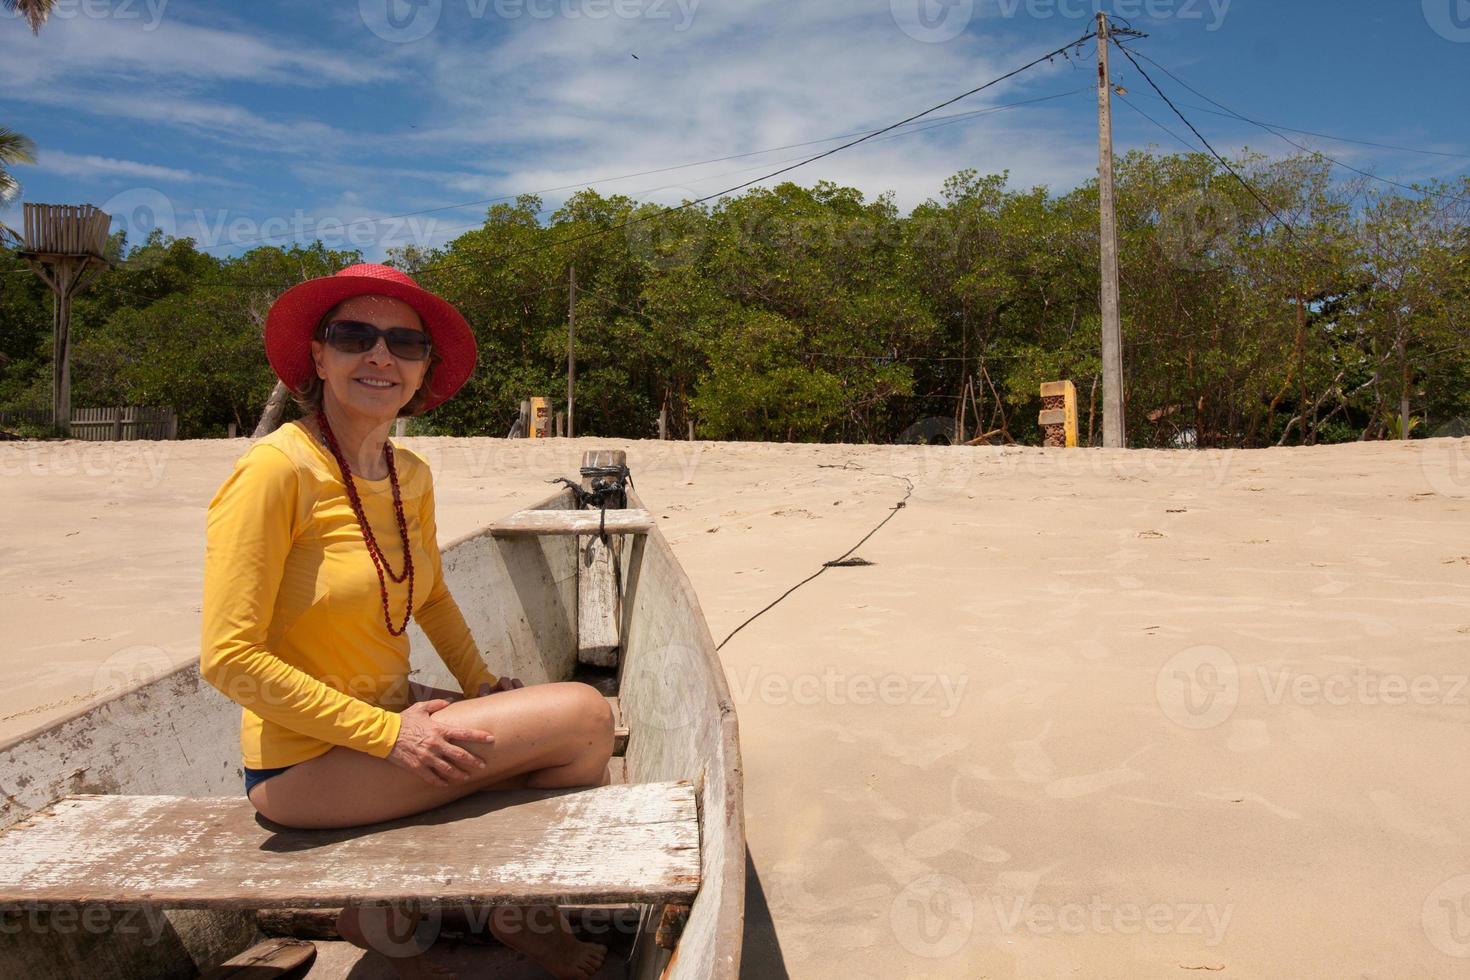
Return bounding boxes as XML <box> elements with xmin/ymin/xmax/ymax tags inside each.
<box><xmin>0</xmin><ymin>484</ymin><xmax>744</xmax><ymax>978</ymax></box>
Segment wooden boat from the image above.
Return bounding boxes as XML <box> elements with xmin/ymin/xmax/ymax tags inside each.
<box><xmin>0</xmin><ymin>451</ymin><xmax>744</xmax><ymax>979</ymax></box>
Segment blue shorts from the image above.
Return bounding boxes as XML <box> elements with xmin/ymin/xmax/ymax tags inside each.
<box><xmin>243</xmin><ymin>764</ymin><xmax>297</xmax><ymax>795</ymax></box>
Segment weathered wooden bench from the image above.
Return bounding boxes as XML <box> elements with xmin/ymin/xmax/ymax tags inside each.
<box><xmin>0</xmin><ymin>781</ymin><xmax>699</xmax><ymax>911</ymax></box>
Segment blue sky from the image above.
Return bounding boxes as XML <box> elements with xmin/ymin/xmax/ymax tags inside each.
<box><xmin>2</xmin><ymin>0</ymin><xmax>1466</xmax><ymax>261</ymax></box>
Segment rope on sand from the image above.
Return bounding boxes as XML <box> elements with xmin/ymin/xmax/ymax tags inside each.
<box><xmin>716</xmin><ymin>474</ymin><xmax>914</xmax><ymax>651</ymax></box>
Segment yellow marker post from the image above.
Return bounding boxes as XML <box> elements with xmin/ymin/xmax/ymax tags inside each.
<box><xmin>529</xmin><ymin>396</ymin><xmax>552</xmax><ymax>439</ymax></box>
<box><xmin>1038</xmin><ymin>380</ymin><xmax>1078</xmax><ymax>448</ymax></box>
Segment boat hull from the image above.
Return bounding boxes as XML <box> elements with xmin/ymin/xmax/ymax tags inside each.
<box><xmin>0</xmin><ymin>484</ymin><xmax>743</xmax><ymax>978</ymax></box>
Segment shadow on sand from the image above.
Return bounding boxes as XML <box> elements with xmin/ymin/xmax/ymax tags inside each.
<box><xmin>740</xmin><ymin>849</ymin><xmax>789</xmax><ymax>979</ymax></box>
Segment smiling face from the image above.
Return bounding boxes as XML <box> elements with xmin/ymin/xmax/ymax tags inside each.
<box><xmin>309</xmin><ymin>295</ymin><xmax>431</xmax><ymax>427</ymax></box>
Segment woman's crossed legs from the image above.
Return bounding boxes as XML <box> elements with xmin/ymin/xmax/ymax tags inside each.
<box><xmin>248</xmin><ymin>681</ymin><xmax>615</xmax><ymax>979</ymax></box>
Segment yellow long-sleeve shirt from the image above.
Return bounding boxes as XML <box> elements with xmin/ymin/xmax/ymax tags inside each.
<box><xmin>200</xmin><ymin>419</ymin><xmax>497</xmax><ymax>769</ymax></box>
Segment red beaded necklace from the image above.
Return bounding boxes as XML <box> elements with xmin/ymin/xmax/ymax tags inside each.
<box><xmin>314</xmin><ymin>409</ymin><xmax>415</xmax><ymax>636</ymax></box>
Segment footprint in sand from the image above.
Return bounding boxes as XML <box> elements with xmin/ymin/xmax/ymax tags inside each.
<box><xmin>1042</xmin><ymin>747</ymin><xmax>1152</xmax><ymax>800</ymax></box>
<box><xmin>904</xmin><ymin>812</ymin><xmax>1008</xmax><ymax>863</ymax></box>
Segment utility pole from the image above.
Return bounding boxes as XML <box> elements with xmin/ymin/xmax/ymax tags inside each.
<box><xmin>1096</xmin><ymin>12</ymin><xmax>1126</xmax><ymax>448</ymax></box>
<box><xmin>566</xmin><ymin>265</ymin><xmax>576</xmax><ymax>439</ymax></box>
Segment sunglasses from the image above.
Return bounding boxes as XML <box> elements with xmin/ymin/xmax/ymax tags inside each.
<box><xmin>321</xmin><ymin>320</ymin><xmax>434</xmax><ymax>361</ymax></box>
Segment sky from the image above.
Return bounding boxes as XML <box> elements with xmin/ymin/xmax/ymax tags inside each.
<box><xmin>1</xmin><ymin>0</ymin><xmax>1467</xmax><ymax>262</ymax></box>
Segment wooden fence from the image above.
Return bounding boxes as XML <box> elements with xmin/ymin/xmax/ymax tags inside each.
<box><xmin>1</xmin><ymin>406</ymin><xmax>178</xmax><ymax>440</ymax></box>
<box><xmin>0</xmin><ymin>408</ymin><xmax>52</xmax><ymax>430</ymax></box>
<box><xmin>70</xmin><ymin>406</ymin><xmax>177</xmax><ymax>441</ymax></box>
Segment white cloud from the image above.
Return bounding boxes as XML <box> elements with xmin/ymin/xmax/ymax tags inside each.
<box><xmin>13</xmin><ymin>1</ymin><xmax>1453</xmax><ymax>265</ymax></box>
<box><xmin>35</xmin><ymin>149</ymin><xmax>214</xmax><ymax>183</ymax></box>
<box><xmin>0</xmin><ymin>9</ymin><xmax>383</xmax><ymax>88</ymax></box>
<box><xmin>364</xmin><ymin>0</ymin><xmax>1102</xmax><ymax>219</ymax></box>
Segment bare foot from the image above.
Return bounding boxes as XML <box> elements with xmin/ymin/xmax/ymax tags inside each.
<box><xmin>489</xmin><ymin>905</ymin><xmax>607</xmax><ymax>979</ymax></box>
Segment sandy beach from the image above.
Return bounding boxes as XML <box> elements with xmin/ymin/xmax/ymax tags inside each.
<box><xmin>3</xmin><ymin>435</ymin><xmax>1469</xmax><ymax>977</ymax></box>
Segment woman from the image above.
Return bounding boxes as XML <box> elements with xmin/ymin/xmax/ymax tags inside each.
<box><xmin>201</xmin><ymin>263</ymin><xmax>612</xmax><ymax>979</ymax></box>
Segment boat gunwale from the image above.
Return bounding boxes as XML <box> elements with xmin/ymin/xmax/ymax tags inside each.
<box><xmin>623</xmin><ymin>484</ymin><xmax>746</xmax><ymax>980</ymax></box>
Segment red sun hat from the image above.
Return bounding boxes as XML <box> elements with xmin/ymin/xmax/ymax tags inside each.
<box><xmin>264</xmin><ymin>263</ymin><xmax>477</xmax><ymax>413</ymax></box>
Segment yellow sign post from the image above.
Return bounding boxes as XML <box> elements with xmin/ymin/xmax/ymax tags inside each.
<box><xmin>529</xmin><ymin>396</ymin><xmax>551</xmax><ymax>439</ymax></box>
<box><xmin>1038</xmin><ymin>381</ymin><xmax>1078</xmax><ymax>448</ymax></box>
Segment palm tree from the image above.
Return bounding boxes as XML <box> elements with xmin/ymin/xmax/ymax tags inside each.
<box><xmin>0</xmin><ymin>127</ymin><xmax>37</xmax><ymax>245</ymax></box>
<box><xmin>2</xmin><ymin>2</ymin><xmax>55</xmax><ymax>241</ymax></box>
<box><xmin>3</xmin><ymin>0</ymin><xmax>55</xmax><ymax>32</ymax></box>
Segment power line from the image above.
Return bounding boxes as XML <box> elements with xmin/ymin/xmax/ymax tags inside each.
<box><xmin>383</xmin><ymin>31</ymin><xmax>1101</xmax><ymax>285</ymax></box>
<box><xmin>308</xmin><ymin>88</ymin><xmax>1090</xmax><ymax>265</ymax></box>
<box><xmin>1109</xmin><ymin>38</ymin><xmax>1299</xmax><ymax>240</ymax></box>
<box><xmin>187</xmin><ymin>90</ymin><xmax>1087</xmax><ymax>255</ymax></box>
<box><xmin>1150</xmin><ymin>100</ymin><xmax>1470</xmax><ymax>163</ymax></box>
<box><xmin>1115</xmin><ymin>91</ymin><xmax>1200</xmax><ymax>154</ymax></box>
<box><xmin>165</xmin><ymin>66</ymin><xmax>1096</xmax><ymax>287</ymax></box>
<box><xmin>1116</xmin><ymin>45</ymin><xmax>1469</xmax><ymax>206</ymax></box>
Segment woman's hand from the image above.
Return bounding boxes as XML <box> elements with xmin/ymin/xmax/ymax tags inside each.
<box><xmin>479</xmin><ymin>677</ymin><xmax>525</xmax><ymax>696</ymax></box>
<box><xmin>386</xmin><ymin>699</ymin><xmax>494</xmax><ymax>787</ymax></box>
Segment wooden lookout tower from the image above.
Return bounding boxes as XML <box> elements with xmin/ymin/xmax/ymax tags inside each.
<box><xmin>18</xmin><ymin>203</ymin><xmax>112</xmax><ymax>434</ymax></box>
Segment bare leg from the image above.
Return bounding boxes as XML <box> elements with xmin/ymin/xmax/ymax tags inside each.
<box><xmin>248</xmin><ymin>681</ymin><xmax>613</xmax><ymax>828</ymax></box>
<box><xmin>251</xmin><ymin>682</ymin><xmax>613</xmax><ymax>977</ymax></box>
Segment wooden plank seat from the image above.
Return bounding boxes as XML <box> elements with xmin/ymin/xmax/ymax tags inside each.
<box><xmin>0</xmin><ymin>781</ymin><xmax>699</xmax><ymax>911</ymax></box>
<box><xmin>488</xmin><ymin>508</ymin><xmax>654</xmax><ymax>537</ymax></box>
